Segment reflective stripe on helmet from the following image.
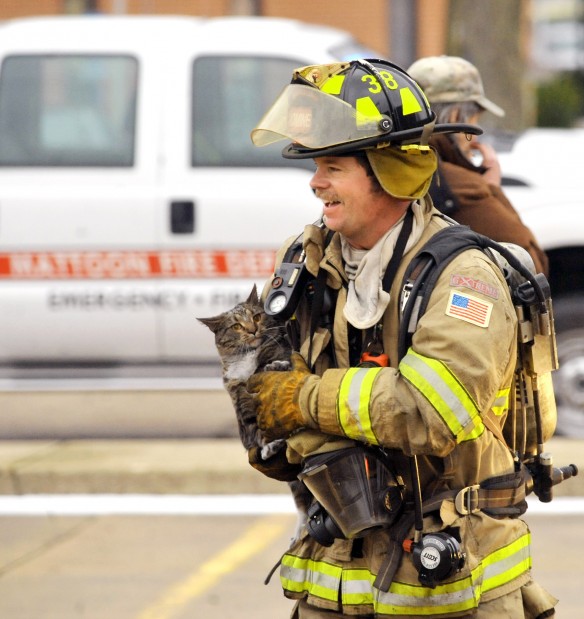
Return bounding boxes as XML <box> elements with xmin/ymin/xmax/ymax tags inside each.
<box><xmin>321</xmin><ymin>74</ymin><xmax>345</xmax><ymax>95</ymax></box>
<box><xmin>280</xmin><ymin>533</ymin><xmax>531</xmax><ymax>615</ymax></box>
<box><xmin>399</xmin><ymin>349</ymin><xmax>484</xmax><ymax>442</ymax></box>
<box><xmin>400</xmin><ymin>87</ymin><xmax>424</xmax><ymax>115</ymax></box>
<box><xmin>355</xmin><ymin>96</ymin><xmax>383</xmax><ymax>125</ymax></box>
<box><xmin>337</xmin><ymin>367</ymin><xmax>382</xmax><ymax>444</ymax></box>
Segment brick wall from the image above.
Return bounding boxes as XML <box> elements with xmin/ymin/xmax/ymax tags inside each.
<box><xmin>0</xmin><ymin>0</ymin><xmax>450</xmax><ymax>60</ymax></box>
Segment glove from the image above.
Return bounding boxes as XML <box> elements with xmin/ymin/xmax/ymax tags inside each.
<box><xmin>247</xmin><ymin>352</ymin><xmax>311</xmax><ymax>441</ymax></box>
<box><xmin>248</xmin><ymin>445</ymin><xmax>302</xmax><ymax>482</ymax></box>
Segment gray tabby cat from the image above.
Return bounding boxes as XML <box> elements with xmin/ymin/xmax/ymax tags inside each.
<box><xmin>198</xmin><ymin>285</ymin><xmax>310</xmax><ymax>540</ymax></box>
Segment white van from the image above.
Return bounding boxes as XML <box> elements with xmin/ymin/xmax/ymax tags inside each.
<box><xmin>0</xmin><ymin>15</ymin><xmax>376</xmax><ymax>366</ymax></box>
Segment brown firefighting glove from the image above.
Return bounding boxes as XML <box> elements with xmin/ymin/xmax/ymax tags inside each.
<box><xmin>247</xmin><ymin>444</ymin><xmax>302</xmax><ymax>482</ymax></box>
<box><xmin>247</xmin><ymin>352</ymin><xmax>311</xmax><ymax>441</ymax></box>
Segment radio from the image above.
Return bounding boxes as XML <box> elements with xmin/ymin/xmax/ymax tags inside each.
<box><xmin>264</xmin><ymin>251</ymin><xmax>310</xmax><ymax>320</ymax></box>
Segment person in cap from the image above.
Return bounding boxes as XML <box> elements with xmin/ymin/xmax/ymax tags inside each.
<box><xmin>246</xmin><ymin>58</ymin><xmax>557</xmax><ymax>618</ymax></box>
<box><xmin>407</xmin><ymin>55</ymin><xmax>548</xmax><ymax>276</ymax></box>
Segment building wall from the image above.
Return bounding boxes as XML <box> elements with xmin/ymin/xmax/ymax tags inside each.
<box><xmin>261</xmin><ymin>0</ymin><xmax>390</xmax><ymax>56</ymax></box>
<box><xmin>417</xmin><ymin>0</ymin><xmax>449</xmax><ymax>58</ymax></box>
<box><xmin>97</xmin><ymin>0</ymin><xmax>230</xmax><ymax>17</ymax></box>
<box><xmin>0</xmin><ymin>0</ymin><xmax>63</xmax><ymax>18</ymax></box>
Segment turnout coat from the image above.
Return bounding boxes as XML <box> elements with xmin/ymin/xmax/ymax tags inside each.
<box><xmin>261</xmin><ymin>198</ymin><xmax>556</xmax><ymax>617</ymax></box>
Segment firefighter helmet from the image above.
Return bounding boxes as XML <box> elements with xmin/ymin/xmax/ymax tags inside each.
<box><xmin>251</xmin><ymin>59</ymin><xmax>481</xmax><ymax>159</ymax></box>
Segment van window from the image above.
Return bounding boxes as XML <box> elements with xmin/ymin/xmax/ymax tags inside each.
<box><xmin>192</xmin><ymin>56</ymin><xmax>311</xmax><ymax>169</ymax></box>
<box><xmin>0</xmin><ymin>55</ymin><xmax>137</xmax><ymax>167</ymax></box>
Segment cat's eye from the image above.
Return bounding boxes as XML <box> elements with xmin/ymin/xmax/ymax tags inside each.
<box><xmin>253</xmin><ymin>314</ymin><xmax>262</xmax><ymax>324</ymax></box>
<box><xmin>232</xmin><ymin>324</ymin><xmax>243</xmax><ymax>331</ymax></box>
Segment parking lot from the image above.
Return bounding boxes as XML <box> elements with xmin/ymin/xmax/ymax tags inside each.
<box><xmin>0</xmin><ymin>497</ymin><xmax>581</xmax><ymax>619</ymax></box>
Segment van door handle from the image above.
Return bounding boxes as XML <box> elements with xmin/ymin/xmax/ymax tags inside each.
<box><xmin>170</xmin><ymin>200</ymin><xmax>195</xmax><ymax>234</ymax></box>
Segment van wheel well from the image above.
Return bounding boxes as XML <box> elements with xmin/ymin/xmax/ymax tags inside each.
<box><xmin>543</xmin><ymin>247</ymin><xmax>584</xmax><ymax>437</ymax></box>
<box><xmin>547</xmin><ymin>246</ymin><xmax>584</xmax><ymax>297</ymax></box>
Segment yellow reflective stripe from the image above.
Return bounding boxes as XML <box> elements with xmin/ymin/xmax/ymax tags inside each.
<box><xmin>491</xmin><ymin>388</ymin><xmax>510</xmax><ymax>417</ymax></box>
<box><xmin>280</xmin><ymin>555</ymin><xmax>341</xmax><ymax>602</ymax></box>
<box><xmin>337</xmin><ymin>367</ymin><xmax>382</xmax><ymax>444</ymax></box>
<box><xmin>282</xmin><ymin>533</ymin><xmax>531</xmax><ymax>615</ymax></box>
<box><xmin>342</xmin><ymin>568</ymin><xmax>376</xmax><ymax>605</ymax></box>
<box><xmin>374</xmin><ymin>567</ymin><xmax>476</xmax><ymax>615</ymax></box>
<box><xmin>400</xmin><ymin>87</ymin><xmax>423</xmax><ymax>115</ymax></box>
<box><xmin>399</xmin><ymin>349</ymin><xmax>483</xmax><ymax>442</ymax></box>
<box><xmin>321</xmin><ymin>74</ymin><xmax>345</xmax><ymax>95</ymax></box>
<box><xmin>480</xmin><ymin>533</ymin><xmax>532</xmax><ymax>593</ymax></box>
<box><xmin>342</xmin><ymin>569</ymin><xmax>476</xmax><ymax>612</ymax></box>
<box><xmin>355</xmin><ymin>96</ymin><xmax>383</xmax><ymax>124</ymax></box>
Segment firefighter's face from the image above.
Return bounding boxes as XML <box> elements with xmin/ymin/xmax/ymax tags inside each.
<box><xmin>310</xmin><ymin>156</ymin><xmax>407</xmax><ymax>250</ymax></box>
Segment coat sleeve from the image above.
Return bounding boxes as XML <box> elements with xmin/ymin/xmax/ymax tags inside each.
<box><xmin>298</xmin><ymin>251</ymin><xmax>517</xmax><ymax>458</ymax></box>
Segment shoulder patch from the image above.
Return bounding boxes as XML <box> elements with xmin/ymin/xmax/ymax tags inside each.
<box><xmin>445</xmin><ymin>291</ymin><xmax>493</xmax><ymax>328</ymax></box>
<box><xmin>450</xmin><ymin>274</ymin><xmax>499</xmax><ymax>299</ymax></box>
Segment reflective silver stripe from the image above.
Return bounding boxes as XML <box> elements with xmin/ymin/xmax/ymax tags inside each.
<box><xmin>375</xmin><ymin>583</ymin><xmax>476</xmax><ymax>612</ymax></box>
<box><xmin>481</xmin><ymin>534</ymin><xmax>531</xmax><ymax>592</ymax></box>
<box><xmin>281</xmin><ymin>533</ymin><xmax>531</xmax><ymax>614</ymax></box>
<box><xmin>399</xmin><ymin>349</ymin><xmax>482</xmax><ymax>441</ymax></box>
<box><xmin>337</xmin><ymin>367</ymin><xmax>381</xmax><ymax>444</ymax></box>
<box><xmin>280</xmin><ymin>557</ymin><xmax>341</xmax><ymax>602</ymax></box>
<box><xmin>491</xmin><ymin>388</ymin><xmax>510</xmax><ymax>417</ymax></box>
<box><xmin>281</xmin><ymin>564</ymin><xmax>340</xmax><ymax>593</ymax></box>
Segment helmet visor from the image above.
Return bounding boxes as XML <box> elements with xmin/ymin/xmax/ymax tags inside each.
<box><xmin>251</xmin><ymin>84</ymin><xmax>390</xmax><ymax>149</ymax></box>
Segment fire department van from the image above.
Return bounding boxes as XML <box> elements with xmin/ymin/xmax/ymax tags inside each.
<box><xmin>0</xmin><ymin>15</ymin><xmax>375</xmax><ymax>367</ymax></box>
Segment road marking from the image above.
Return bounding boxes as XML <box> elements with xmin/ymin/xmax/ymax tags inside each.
<box><xmin>0</xmin><ymin>494</ymin><xmax>296</xmax><ymax>515</ymax></box>
<box><xmin>0</xmin><ymin>494</ymin><xmax>582</xmax><ymax>516</ymax></box>
<box><xmin>137</xmin><ymin>514</ymin><xmax>288</xmax><ymax>619</ymax></box>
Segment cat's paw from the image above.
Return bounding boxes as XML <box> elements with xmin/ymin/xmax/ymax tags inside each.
<box><xmin>263</xmin><ymin>360</ymin><xmax>291</xmax><ymax>372</ymax></box>
<box><xmin>261</xmin><ymin>438</ymin><xmax>286</xmax><ymax>460</ymax></box>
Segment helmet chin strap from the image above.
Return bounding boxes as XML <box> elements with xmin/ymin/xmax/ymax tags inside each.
<box><xmin>419</xmin><ymin>117</ymin><xmax>436</xmax><ymax>146</ymax></box>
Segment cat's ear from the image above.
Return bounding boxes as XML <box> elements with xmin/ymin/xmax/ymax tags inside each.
<box><xmin>246</xmin><ymin>284</ymin><xmax>260</xmax><ymax>305</ymax></box>
<box><xmin>197</xmin><ymin>316</ymin><xmax>222</xmax><ymax>333</ymax></box>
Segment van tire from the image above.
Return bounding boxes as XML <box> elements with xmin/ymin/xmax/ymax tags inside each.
<box><xmin>552</xmin><ymin>295</ymin><xmax>584</xmax><ymax>438</ymax></box>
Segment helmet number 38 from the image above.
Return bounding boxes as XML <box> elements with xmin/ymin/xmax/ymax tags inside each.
<box><xmin>362</xmin><ymin>71</ymin><xmax>399</xmax><ymax>93</ymax></box>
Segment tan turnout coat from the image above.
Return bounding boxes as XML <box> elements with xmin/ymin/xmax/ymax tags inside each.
<box><xmin>262</xmin><ymin>199</ymin><xmax>556</xmax><ymax>617</ymax></box>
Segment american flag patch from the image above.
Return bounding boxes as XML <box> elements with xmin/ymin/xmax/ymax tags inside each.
<box><xmin>445</xmin><ymin>291</ymin><xmax>493</xmax><ymax>328</ymax></box>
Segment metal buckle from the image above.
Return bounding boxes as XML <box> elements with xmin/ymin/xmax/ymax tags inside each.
<box><xmin>455</xmin><ymin>484</ymin><xmax>481</xmax><ymax>515</ymax></box>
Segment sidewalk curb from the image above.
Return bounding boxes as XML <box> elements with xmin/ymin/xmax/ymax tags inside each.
<box><xmin>0</xmin><ymin>439</ymin><xmax>284</xmax><ymax>495</ymax></box>
<box><xmin>0</xmin><ymin>437</ymin><xmax>581</xmax><ymax>496</ymax></box>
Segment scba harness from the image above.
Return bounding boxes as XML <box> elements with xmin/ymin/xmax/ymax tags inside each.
<box><xmin>399</xmin><ymin>223</ymin><xmax>576</xmax><ymax>486</ymax></box>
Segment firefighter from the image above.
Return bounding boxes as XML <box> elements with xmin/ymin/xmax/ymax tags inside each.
<box><xmin>248</xmin><ymin>59</ymin><xmax>557</xmax><ymax>617</ymax></box>
<box><xmin>407</xmin><ymin>55</ymin><xmax>549</xmax><ymax>277</ymax></box>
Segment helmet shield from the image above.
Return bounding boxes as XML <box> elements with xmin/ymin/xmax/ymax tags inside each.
<box><xmin>250</xmin><ymin>83</ymin><xmax>391</xmax><ymax>149</ymax></box>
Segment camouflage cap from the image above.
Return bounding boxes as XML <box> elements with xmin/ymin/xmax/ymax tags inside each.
<box><xmin>407</xmin><ymin>55</ymin><xmax>505</xmax><ymax>117</ymax></box>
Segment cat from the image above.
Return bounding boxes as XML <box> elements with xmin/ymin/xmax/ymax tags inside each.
<box><xmin>198</xmin><ymin>284</ymin><xmax>311</xmax><ymax>541</ymax></box>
